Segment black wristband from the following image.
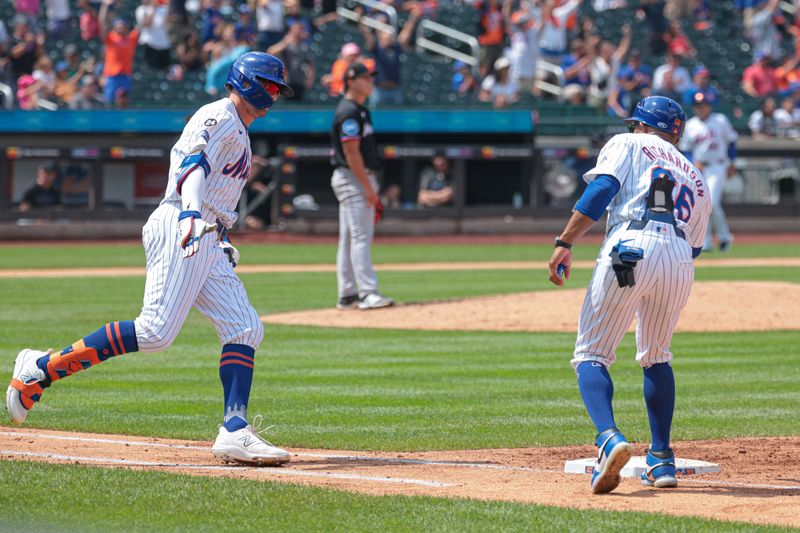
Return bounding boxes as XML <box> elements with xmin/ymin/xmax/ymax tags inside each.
<box><xmin>554</xmin><ymin>237</ymin><xmax>573</xmax><ymax>250</ymax></box>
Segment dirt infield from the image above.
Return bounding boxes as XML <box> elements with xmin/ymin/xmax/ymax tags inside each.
<box><xmin>0</xmin><ymin>427</ymin><xmax>798</xmax><ymax>528</ymax></box>
<box><xmin>265</xmin><ymin>281</ymin><xmax>800</xmax><ymax>333</ymax></box>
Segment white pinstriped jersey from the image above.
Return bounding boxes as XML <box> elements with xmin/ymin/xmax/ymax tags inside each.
<box><xmin>678</xmin><ymin>113</ymin><xmax>738</xmax><ymax>166</ymax></box>
<box><xmin>584</xmin><ymin>132</ymin><xmax>711</xmax><ymax>249</ymax></box>
<box><xmin>161</xmin><ymin>98</ymin><xmax>251</xmax><ymax>228</ymax></box>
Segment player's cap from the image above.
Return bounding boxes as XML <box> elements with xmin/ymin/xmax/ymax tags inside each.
<box><xmin>238</xmin><ymin>3</ymin><xmax>251</xmax><ymax>13</ymax></box>
<box><xmin>693</xmin><ymin>65</ymin><xmax>709</xmax><ymax>77</ymax></box>
<box><xmin>453</xmin><ymin>60</ymin><xmax>468</xmax><ymax>70</ymax></box>
<box><xmin>692</xmin><ymin>90</ymin><xmax>715</xmax><ymax>106</ymax></box>
<box><xmin>112</xmin><ymin>17</ymin><xmax>129</xmax><ymax>29</ymax></box>
<box><xmin>345</xmin><ymin>62</ymin><xmax>376</xmax><ymax>81</ymax></box>
<box><xmin>494</xmin><ymin>56</ymin><xmax>511</xmax><ymax>71</ymax></box>
<box><xmin>341</xmin><ymin>42</ymin><xmax>361</xmax><ymax>57</ymax></box>
<box><xmin>618</xmin><ymin>66</ymin><xmax>635</xmax><ymax>81</ymax></box>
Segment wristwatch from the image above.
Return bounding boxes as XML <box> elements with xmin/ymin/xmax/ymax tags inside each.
<box><xmin>554</xmin><ymin>237</ymin><xmax>573</xmax><ymax>250</ymax></box>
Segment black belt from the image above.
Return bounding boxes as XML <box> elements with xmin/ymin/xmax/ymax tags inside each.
<box><xmin>627</xmin><ymin>210</ymin><xmax>685</xmax><ymax>240</ymax></box>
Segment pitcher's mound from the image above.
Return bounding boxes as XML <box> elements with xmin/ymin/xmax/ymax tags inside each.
<box><xmin>264</xmin><ymin>281</ymin><xmax>800</xmax><ymax>333</ymax></box>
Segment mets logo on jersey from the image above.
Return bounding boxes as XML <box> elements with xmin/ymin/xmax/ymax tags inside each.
<box><xmin>222</xmin><ymin>149</ymin><xmax>251</xmax><ymax>180</ymax></box>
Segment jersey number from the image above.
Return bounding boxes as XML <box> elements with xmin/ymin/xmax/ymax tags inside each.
<box><xmin>675</xmin><ymin>185</ymin><xmax>694</xmax><ymax>222</ymax></box>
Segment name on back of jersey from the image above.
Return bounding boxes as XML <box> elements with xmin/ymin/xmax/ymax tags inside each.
<box><xmin>640</xmin><ymin>144</ymin><xmax>705</xmax><ymax>198</ymax></box>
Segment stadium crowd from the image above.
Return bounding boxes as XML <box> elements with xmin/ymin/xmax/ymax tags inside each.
<box><xmin>1</xmin><ymin>0</ymin><xmax>800</xmax><ymax>136</ymax></box>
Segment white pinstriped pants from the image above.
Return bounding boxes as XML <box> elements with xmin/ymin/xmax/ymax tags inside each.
<box><xmin>134</xmin><ymin>203</ymin><xmax>264</xmax><ymax>353</ymax></box>
<box><xmin>702</xmin><ymin>162</ymin><xmax>733</xmax><ymax>248</ymax></box>
<box><xmin>571</xmin><ymin>221</ymin><xmax>694</xmax><ymax>370</ymax></box>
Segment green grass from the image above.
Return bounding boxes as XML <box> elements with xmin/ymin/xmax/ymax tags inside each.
<box><xmin>0</xmin><ymin>462</ymin><xmax>788</xmax><ymax>533</ymax></box>
<box><xmin>2</xmin><ymin>242</ymin><xmax>799</xmax><ymax>269</ymax></box>
<box><xmin>1</xmin><ymin>272</ymin><xmax>798</xmax><ymax>450</ymax></box>
<box><xmin>1</xmin><ymin>241</ymin><xmax>798</xmax><ymax>531</ymax></box>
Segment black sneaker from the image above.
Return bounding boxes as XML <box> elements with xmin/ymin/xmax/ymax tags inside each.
<box><xmin>336</xmin><ymin>294</ymin><xmax>360</xmax><ymax>310</ymax></box>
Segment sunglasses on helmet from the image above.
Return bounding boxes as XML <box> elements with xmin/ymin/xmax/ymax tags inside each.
<box><xmin>258</xmin><ymin>78</ymin><xmax>282</xmax><ymax>97</ymax></box>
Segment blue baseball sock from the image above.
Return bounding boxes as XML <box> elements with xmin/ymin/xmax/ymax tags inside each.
<box><xmin>577</xmin><ymin>361</ymin><xmax>617</xmax><ymax>435</ymax></box>
<box><xmin>643</xmin><ymin>362</ymin><xmax>675</xmax><ymax>451</ymax></box>
<box><xmin>36</xmin><ymin>321</ymin><xmax>139</xmax><ymax>381</ymax></box>
<box><xmin>219</xmin><ymin>343</ymin><xmax>255</xmax><ymax>432</ymax></box>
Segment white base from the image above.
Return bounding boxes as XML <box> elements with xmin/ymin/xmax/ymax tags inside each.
<box><xmin>564</xmin><ymin>456</ymin><xmax>720</xmax><ymax>478</ymax></box>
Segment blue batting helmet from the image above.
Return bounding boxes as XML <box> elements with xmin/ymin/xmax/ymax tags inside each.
<box><xmin>625</xmin><ymin>96</ymin><xmax>686</xmax><ymax>140</ymax></box>
<box><xmin>226</xmin><ymin>52</ymin><xmax>294</xmax><ymax>110</ymax></box>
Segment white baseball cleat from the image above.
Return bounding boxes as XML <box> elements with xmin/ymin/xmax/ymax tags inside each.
<box><xmin>6</xmin><ymin>349</ymin><xmax>49</xmax><ymax>425</ymax></box>
<box><xmin>212</xmin><ymin>416</ymin><xmax>290</xmax><ymax>466</ymax></box>
<box><xmin>358</xmin><ymin>292</ymin><xmax>394</xmax><ymax>310</ymax></box>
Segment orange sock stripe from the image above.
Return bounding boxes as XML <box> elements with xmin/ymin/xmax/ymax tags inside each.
<box><xmin>10</xmin><ymin>379</ymin><xmax>42</xmax><ymax>408</ymax></box>
<box><xmin>220</xmin><ymin>352</ymin><xmax>255</xmax><ymax>363</ymax></box>
<box><xmin>113</xmin><ymin>321</ymin><xmax>124</xmax><ymax>353</ymax></box>
<box><xmin>105</xmin><ymin>323</ymin><xmax>120</xmax><ymax>356</ymax></box>
<box><xmin>219</xmin><ymin>360</ymin><xmax>254</xmax><ymax>369</ymax></box>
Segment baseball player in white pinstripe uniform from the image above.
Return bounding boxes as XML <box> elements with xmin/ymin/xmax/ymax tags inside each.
<box><xmin>6</xmin><ymin>52</ymin><xmax>293</xmax><ymax>466</ymax></box>
<box><xmin>548</xmin><ymin>96</ymin><xmax>711</xmax><ymax>494</ymax></box>
<box><xmin>679</xmin><ymin>90</ymin><xmax>738</xmax><ymax>252</ymax></box>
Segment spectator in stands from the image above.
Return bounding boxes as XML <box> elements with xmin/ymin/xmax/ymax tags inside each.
<box><xmin>256</xmin><ymin>0</ymin><xmax>285</xmax><ymax>51</ymax></box>
<box><xmin>204</xmin><ymin>23</ymin><xmax>249</xmax><ymax>95</ymax></box>
<box><xmin>63</xmin><ymin>44</ymin><xmax>81</xmax><ymax>76</ymax></box>
<box><xmin>777</xmin><ymin>96</ymin><xmax>800</xmax><ymax>137</ymax></box>
<box><xmin>744</xmin><ymin>0</ymin><xmax>782</xmax><ymax>61</ymax></box>
<box><xmin>537</xmin><ymin>0</ymin><xmax>581</xmax><ymax>66</ymax></box>
<box><xmin>359</xmin><ymin>8</ymin><xmax>419</xmax><ymax>106</ymax></box>
<box><xmin>32</xmin><ymin>55</ymin><xmax>57</xmax><ymax>99</ymax></box>
<box><xmin>45</xmin><ymin>0</ymin><xmax>71</xmax><ymax>40</ymax></box>
<box><xmin>653</xmin><ymin>52</ymin><xmax>692</xmax><ymax>100</ymax></box>
<box><xmin>663</xmin><ymin>0</ymin><xmax>691</xmax><ymax>21</ymax></box>
<box><xmin>176</xmin><ymin>29</ymin><xmax>203</xmax><ymax>72</ymax></box>
<box><xmin>200</xmin><ymin>0</ymin><xmax>223</xmax><ymax>44</ymax></box>
<box><xmin>78</xmin><ymin>0</ymin><xmax>101</xmax><ymax>41</ymax></box>
<box><xmin>561</xmin><ymin>38</ymin><xmax>592</xmax><ymax>88</ymax></box>
<box><xmin>682</xmin><ymin>65</ymin><xmax>718</xmax><ymax>106</ymax></box>
<box><xmin>451</xmin><ymin>60</ymin><xmax>478</xmax><ymax>97</ymax></box>
<box><xmin>9</xmin><ymin>15</ymin><xmax>44</xmax><ymax>80</ymax></box>
<box><xmin>479</xmin><ymin>56</ymin><xmax>519</xmax><ymax>108</ymax></box>
<box><xmin>321</xmin><ymin>42</ymin><xmax>374</xmax><ymax>96</ymax></box>
<box><xmin>664</xmin><ymin>19</ymin><xmax>695</xmax><ymax>58</ymax></box>
<box><xmin>70</xmin><ymin>75</ymin><xmax>106</xmax><ymax>109</ymax></box>
<box><xmin>16</xmin><ymin>74</ymin><xmax>43</xmax><ymax>109</ymax></box>
<box><xmin>284</xmin><ymin>0</ymin><xmax>314</xmax><ymax>44</ymax></box>
<box><xmin>588</xmin><ymin>25</ymin><xmax>631</xmax><ymax>108</ymax></box>
<box><xmin>475</xmin><ymin>0</ymin><xmax>506</xmax><ymax>78</ymax></box>
<box><xmin>19</xmin><ymin>162</ymin><xmax>60</xmax><ymax>212</ymax></box>
<box><xmin>506</xmin><ymin>10</ymin><xmax>539</xmax><ymax>96</ymax></box>
<box><xmin>99</xmin><ymin>0</ymin><xmax>140</xmax><ymax>107</ymax></box>
<box><xmin>607</xmin><ymin>63</ymin><xmax>651</xmax><ymax>118</ymax></box>
<box><xmin>622</xmin><ymin>50</ymin><xmax>653</xmax><ymax>88</ymax></box>
<box><xmin>417</xmin><ymin>156</ymin><xmax>454</xmax><ymax>208</ymax></box>
<box><xmin>381</xmin><ymin>183</ymin><xmax>402</xmax><ymax>209</ymax></box>
<box><xmin>235</xmin><ymin>4</ymin><xmax>258</xmax><ymax>47</ymax></box>
<box><xmin>136</xmin><ymin>0</ymin><xmax>172</xmax><ymax>70</ymax></box>
<box><xmin>775</xmin><ymin>51</ymin><xmax>800</xmax><ymax>94</ymax></box>
<box><xmin>268</xmin><ymin>22</ymin><xmax>315</xmax><ymax>100</ymax></box>
<box><xmin>53</xmin><ymin>61</ymin><xmax>77</xmax><ymax>106</ymax></box>
<box><xmin>742</xmin><ymin>51</ymin><xmax>777</xmax><ymax>97</ymax></box>
<box><xmin>748</xmin><ymin>96</ymin><xmax>786</xmax><ymax>138</ymax></box>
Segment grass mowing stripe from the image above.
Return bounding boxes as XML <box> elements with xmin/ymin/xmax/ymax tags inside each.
<box><xmin>0</xmin><ymin>461</ymin><xmax>787</xmax><ymax>533</ymax></box>
<box><xmin>2</xmin><ymin>242</ymin><xmax>799</xmax><ymax>269</ymax></box>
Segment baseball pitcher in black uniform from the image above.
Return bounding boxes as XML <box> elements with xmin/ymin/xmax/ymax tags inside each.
<box><xmin>331</xmin><ymin>62</ymin><xmax>394</xmax><ymax>310</ymax></box>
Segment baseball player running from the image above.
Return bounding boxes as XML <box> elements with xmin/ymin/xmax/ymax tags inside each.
<box><xmin>679</xmin><ymin>90</ymin><xmax>738</xmax><ymax>252</ymax></box>
<box><xmin>548</xmin><ymin>96</ymin><xmax>711</xmax><ymax>494</ymax></box>
<box><xmin>330</xmin><ymin>62</ymin><xmax>394</xmax><ymax>310</ymax></box>
<box><xmin>7</xmin><ymin>52</ymin><xmax>293</xmax><ymax>466</ymax></box>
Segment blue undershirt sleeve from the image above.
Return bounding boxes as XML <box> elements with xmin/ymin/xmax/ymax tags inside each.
<box><xmin>727</xmin><ymin>142</ymin><xmax>737</xmax><ymax>160</ymax></box>
<box><xmin>692</xmin><ymin>247</ymin><xmax>703</xmax><ymax>259</ymax></box>
<box><xmin>574</xmin><ymin>174</ymin><xmax>621</xmax><ymax>221</ymax></box>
